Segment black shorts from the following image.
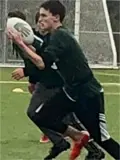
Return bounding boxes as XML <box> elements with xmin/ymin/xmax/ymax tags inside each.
<box><xmin>28</xmin><ymin>83</ymin><xmax>110</xmax><ymax>143</ymax></box>
<box><xmin>27</xmin><ymin>83</ymin><xmax>75</xmax><ymax>134</ymax></box>
<box><xmin>75</xmin><ymin>92</ymin><xmax>110</xmax><ymax>144</ymax></box>
<box><xmin>32</xmin><ymin>87</ymin><xmax>75</xmax><ymax>133</ymax></box>
<box><xmin>27</xmin><ymin>82</ymin><xmax>60</xmax><ymax>115</ymax></box>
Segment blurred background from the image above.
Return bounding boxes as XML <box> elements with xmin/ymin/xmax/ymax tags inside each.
<box><xmin>0</xmin><ymin>0</ymin><xmax>120</xmax><ymax>68</ymax></box>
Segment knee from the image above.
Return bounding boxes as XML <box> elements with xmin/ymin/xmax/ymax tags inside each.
<box><xmin>27</xmin><ymin>105</ymin><xmax>36</xmax><ymax>121</ymax></box>
<box><xmin>26</xmin><ymin>105</ymin><xmax>46</xmax><ymax>127</ymax></box>
<box><xmin>26</xmin><ymin>107</ymin><xmax>41</xmax><ymax>128</ymax></box>
<box><xmin>27</xmin><ymin>107</ymin><xmax>32</xmax><ymax>120</ymax></box>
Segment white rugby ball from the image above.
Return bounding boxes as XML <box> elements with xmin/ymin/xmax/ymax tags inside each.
<box><xmin>7</xmin><ymin>17</ymin><xmax>34</xmax><ymax>44</ymax></box>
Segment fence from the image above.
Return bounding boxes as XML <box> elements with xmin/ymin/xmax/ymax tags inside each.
<box><xmin>0</xmin><ymin>0</ymin><xmax>119</xmax><ymax>68</ymax></box>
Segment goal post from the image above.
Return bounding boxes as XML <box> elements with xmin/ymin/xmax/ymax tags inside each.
<box><xmin>102</xmin><ymin>0</ymin><xmax>117</xmax><ymax>68</ymax></box>
<box><xmin>74</xmin><ymin>0</ymin><xmax>118</xmax><ymax>68</ymax></box>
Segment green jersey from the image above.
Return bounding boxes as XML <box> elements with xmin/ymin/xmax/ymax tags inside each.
<box><xmin>42</xmin><ymin>26</ymin><xmax>102</xmax><ymax>98</ymax></box>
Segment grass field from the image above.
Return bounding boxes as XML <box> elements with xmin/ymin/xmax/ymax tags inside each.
<box><xmin>0</xmin><ymin>68</ymin><xmax>120</xmax><ymax>160</ymax></box>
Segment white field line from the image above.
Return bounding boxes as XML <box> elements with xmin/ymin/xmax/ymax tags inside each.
<box><xmin>102</xmin><ymin>83</ymin><xmax>120</xmax><ymax>86</ymax></box>
<box><xmin>0</xmin><ymin>81</ymin><xmax>119</xmax><ymax>95</ymax></box>
<box><xmin>0</xmin><ymin>81</ymin><xmax>120</xmax><ymax>86</ymax></box>
<box><xmin>13</xmin><ymin>91</ymin><xmax>120</xmax><ymax>96</ymax></box>
<box><xmin>95</xmin><ymin>72</ymin><xmax>120</xmax><ymax>77</ymax></box>
<box><xmin>0</xmin><ymin>81</ymin><xmax>28</xmax><ymax>84</ymax></box>
<box><xmin>105</xmin><ymin>93</ymin><xmax>120</xmax><ymax>95</ymax></box>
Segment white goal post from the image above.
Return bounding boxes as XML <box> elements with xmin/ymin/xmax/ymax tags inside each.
<box><xmin>102</xmin><ymin>0</ymin><xmax>117</xmax><ymax>68</ymax></box>
<box><xmin>74</xmin><ymin>0</ymin><xmax>118</xmax><ymax>69</ymax></box>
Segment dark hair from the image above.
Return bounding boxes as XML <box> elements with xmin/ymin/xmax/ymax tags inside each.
<box><xmin>40</xmin><ymin>0</ymin><xmax>66</xmax><ymax>22</ymax></box>
<box><xmin>8</xmin><ymin>11</ymin><xmax>26</xmax><ymax>58</ymax></box>
<box><xmin>35</xmin><ymin>11</ymin><xmax>40</xmax><ymax>24</ymax></box>
<box><xmin>8</xmin><ymin>10</ymin><xmax>26</xmax><ymax>20</ymax></box>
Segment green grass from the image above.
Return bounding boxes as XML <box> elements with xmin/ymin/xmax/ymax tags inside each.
<box><xmin>0</xmin><ymin>68</ymin><xmax>120</xmax><ymax>160</ymax></box>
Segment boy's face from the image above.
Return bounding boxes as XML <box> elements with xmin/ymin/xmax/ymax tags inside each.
<box><xmin>39</xmin><ymin>7</ymin><xmax>58</xmax><ymax>32</ymax></box>
<box><xmin>37</xmin><ymin>18</ymin><xmax>48</xmax><ymax>35</ymax></box>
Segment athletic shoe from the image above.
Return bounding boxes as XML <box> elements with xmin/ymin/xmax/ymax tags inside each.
<box><xmin>40</xmin><ymin>134</ymin><xmax>50</xmax><ymax>143</ymax></box>
<box><xmin>69</xmin><ymin>131</ymin><xmax>90</xmax><ymax>160</ymax></box>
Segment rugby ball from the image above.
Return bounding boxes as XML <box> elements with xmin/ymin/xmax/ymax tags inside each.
<box><xmin>7</xmin><ymin>17</ymin><xmax>34</xmax><ymax>44</ymax></box>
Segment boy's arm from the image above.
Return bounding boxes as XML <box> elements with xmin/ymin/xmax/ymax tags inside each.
<box><xmin>7</xmin><ymin>29</ymin><xmax>45</xmax><ymax>70</ymax></box>
<box><xmin>19</xmin><ymin>42</ymin><xmax>45</xmax><ymax>70</ymax></box>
